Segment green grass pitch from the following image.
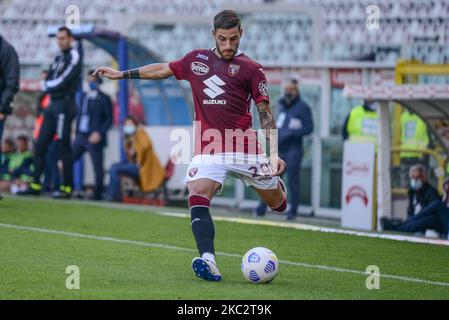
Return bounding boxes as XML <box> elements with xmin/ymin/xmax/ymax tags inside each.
<box><xmin>0</xmin><ymin>197</ymin><xmax>448</xmax><ymax>299</ymax></box>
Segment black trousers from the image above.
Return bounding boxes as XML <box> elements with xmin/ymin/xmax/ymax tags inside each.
<box><xmin>394</xmin><ymin>200</ymin><xmax>449</xmax><ymax>235</ymax></box>
<box><xmin>0</xmin><ymin>118</ymin><xmax>5</xmax><ymax>154</ymax></box>
<box><xmin>72</xmin><ymin>133</ymin><xmax>105</xmax><ymax>197</ymax></box>
<box><xmin>34</xmin><ymin>97</ymin><xmax>77</xmax><ymax>189</ymax></box>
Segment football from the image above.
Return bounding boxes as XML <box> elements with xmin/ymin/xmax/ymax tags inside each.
<box><xmin>241</xmin><ymin>247</ymin><xmax>279</xmax><ymax>283</ymax></box>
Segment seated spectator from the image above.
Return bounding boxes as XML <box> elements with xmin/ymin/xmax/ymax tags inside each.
<box><xmin>9</xmin><ymin>136</ymin><xmax>34</xmax><ymax>194</ymax></box>
<box><xmin>381</xmin><ymin>165</ymin><xmax>448</xmax><ymax>238</ymax></box>
<box><xmin>0</xmin><ymin>138</ymin><xmax>15</xmax><ymax>191</ymax></box>
<box><xmin>105</xmin><ymin>116</ymin><xmax>165</xmax><ymax>202</ymax></box>
<box><xmin>405</xmin><ymin>164</ymin><xmax>439</xmax><ymax>217</ymax></box>
<box><xmin>0</xmin><ymin>136</ymin><xmax>34</xmax><ymax>193</ymax></box>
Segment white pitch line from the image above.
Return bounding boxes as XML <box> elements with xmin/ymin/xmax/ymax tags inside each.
<box><xmin>85</xmin><ymin>200</ymin><xmax>449</xmax><ymax>247</ymax></box>
<box><xmin>140</xmin><ymin>210</ymin><xmax>449</xmax><ymax>247</ymax></box>
<box><xmin>1</xmin><ymin>222</ymin><xmax>449</xmax><ymax>288</ymax></box>
<box><xmin>9</xmin><ymin>197</ymin><xmax>449</xmax><ymax>246</ymax></box>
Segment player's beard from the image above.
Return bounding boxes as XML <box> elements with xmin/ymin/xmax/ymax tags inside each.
<box><xmin>216</xmin><ymin>42</ymin><xmax>239</xmax><ymax>60</ymax></box>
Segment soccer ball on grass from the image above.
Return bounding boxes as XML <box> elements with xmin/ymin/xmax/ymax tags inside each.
<box><xmin>241</xmin><ymin>247</ymin><xmax>279</xmax><ymax>283</ymax></box>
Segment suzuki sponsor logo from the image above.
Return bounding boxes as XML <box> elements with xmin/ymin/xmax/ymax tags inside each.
<box><xmin>203</xmin><ymin>100</ymin><xmax>226</xmax><ymax>105</ymax></box>
<box><xmin>203</xmin><ymin>75</ymin><xmax>226</xmax><ymax>104</ymax></box>
<box><xmin>191</xmin><ymin>61</ymin><xmax>209</xmax><ymax>75</ymax></box>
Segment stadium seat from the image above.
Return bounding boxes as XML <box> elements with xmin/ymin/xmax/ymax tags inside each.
<box><xmin>1</xmin><ymin>0</ymin><xmax>449</xmax><ymax>70</ymax></box>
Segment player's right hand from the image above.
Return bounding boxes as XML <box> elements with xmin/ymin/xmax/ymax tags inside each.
<box><xmin>270</xmin><ymin>155</ymin><xmax>287</xmax><ymax>176</ymax></box>
<box><xmin>93</xmin><ymin>67</ymin><xmax>122</xmax><ymax>80</ymax></box>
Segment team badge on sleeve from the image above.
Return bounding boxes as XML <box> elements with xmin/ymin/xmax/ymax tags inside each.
<box><xmin>258</xmin><ymin>81</ymin><xmax>268</xmax><ymax>96</ymax></box>
<box><xmin>228</xmin><ymin>64</ymin><xmax>240</xmax><ymax>77</ymax></box>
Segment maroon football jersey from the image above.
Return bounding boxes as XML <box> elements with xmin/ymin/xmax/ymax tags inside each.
<box><xmin>169</xmin><ymin>48</ymin><xmax>269</xmax><ymax>155</ymax></box>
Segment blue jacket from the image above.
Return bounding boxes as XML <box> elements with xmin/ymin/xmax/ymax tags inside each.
<box><xmin>75</xmin><ymin>89</ymin><xmax>113</xmax><ymax>146</ymax></box>
<box><xmin>0</xmin><ymin>36</ymin><xmax>20</xmax><ymax>114</ymax></box>
<box><xmin>277</xmin><ymin>96</ymin><xmax>314</xmax><ymax>153</ymax></box>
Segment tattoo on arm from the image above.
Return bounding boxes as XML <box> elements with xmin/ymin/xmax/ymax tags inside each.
<box><xmin>122</xmin><ymin>68</ymin><xmax>141</xmax><ymax>79</ymax></box>
<box><xmin>257</xmin><ymin>101</ymin><xmax>276</xmax><ymax>129</ymax></box>
<box><xmin>257</xmin><ymin>101</ymin><xmax>277</xmax><ymax>155</ymax></box>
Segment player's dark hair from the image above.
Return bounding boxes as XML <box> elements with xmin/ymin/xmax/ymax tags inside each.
<box><xmin>214</xmin><ymin>10</ymin><xmax>241</xmax><ymax>30</ymax></box>
<box><xmin>58</xmin><ymin>26</ymin><xmax>73</xmax><ymax>37</ymax></box>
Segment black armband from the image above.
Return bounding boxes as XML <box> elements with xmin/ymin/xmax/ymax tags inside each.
<box><xmin>122</xmin><ymin>68</ymin><xmax>141</xmax><ymax>79</ymax></box>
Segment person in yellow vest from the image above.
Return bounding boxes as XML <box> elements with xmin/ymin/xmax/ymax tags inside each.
<box><xmin>399</xmin><ymin>110</ymin><xmax>429</xmax><ymax>187</ymax></box>
<box><xmin>342</xmin><ymin>100</ymin><xmax>379</xmax><ymax>146</ymax></box>
<box><xmin>400</xmin><ymin>110</ymin><xmax>429</xmax><ymax>160</ymax></box>
<box><xmin>105</xmin><ymin>116</ymin><xmax>165</xmax><ymax>202</ymax></box>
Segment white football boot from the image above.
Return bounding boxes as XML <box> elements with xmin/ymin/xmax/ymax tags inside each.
<box><xmin>191</xmin><ymin>257</ymin><xmax>222</xmax><ymax>281</ymax></box>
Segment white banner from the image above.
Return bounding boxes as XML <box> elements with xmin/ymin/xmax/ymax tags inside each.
<box><xmin>341</xmin><ymin>142</ymin><xmax>375</xmax><ymax>231</ymax></box>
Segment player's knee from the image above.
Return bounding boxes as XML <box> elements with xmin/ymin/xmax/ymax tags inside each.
<box><xmin>187</xmin><ymin>183</ymin><xmax>213</xmax><ymax>201</ymax></box>
<box><xmin>270</xmin><ymin>196</ymin><xmax>287</xmax><ymax>212</ymax></box>
<box><xmin>188</xmin><ymin>194</ymin><xmax>210</xmax><ymax>209</ymax></box>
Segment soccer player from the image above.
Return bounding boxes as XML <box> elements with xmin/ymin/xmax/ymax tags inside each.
<box><xmin>94</xmin><ymin>10</ymin><xmax>287</xmax><ymax>282</ymax></box>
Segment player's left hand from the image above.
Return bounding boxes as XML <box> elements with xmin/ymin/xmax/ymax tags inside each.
<box><xmin>271</xmin><ymin>156</ymin><xmax>286</xmax><ymax>176</ymax></box>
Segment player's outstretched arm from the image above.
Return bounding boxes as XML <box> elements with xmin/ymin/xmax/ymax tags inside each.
<box><xmin>257</xmin><ymin>100</ymin><xmax>286</xmax><ymax>176</ymax></box>
<box><xmin>94</xmin><ymin>63</ymin><xmax>174</xmax><ymax>80</ymax></box>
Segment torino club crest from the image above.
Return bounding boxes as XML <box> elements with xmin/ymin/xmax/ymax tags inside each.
<box><xmin>228</xmin><ymin>63</ymin><xmax>240</xmax><ymax>77</ymax></box>
<box><xmin>188</xmin><ymin>167</ymin><xmax>198</xmax><ymax>177</ymax></box>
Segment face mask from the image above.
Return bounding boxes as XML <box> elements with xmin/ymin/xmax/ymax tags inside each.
<box><xmin>370</xmin><ymin>102</ymin><xmax>380</xmax><ymax>112</ymax></box>
<box><xmin>410</xmin><ymin>178</ymin><xmax>423</xmax><ymax>190</ymax></box>
<box><xmin>88</xmin><ymin>82</ymin><xmax>98</xmax><ymax>91</ymax></box>
<box><xmin>365</xmin><ymin>101</ymin><xmax>379</xmax><ymax>112</ymax></box>
<box><xmin>123</xmin><ymin>125</ymin><xmax>136</xmax><ymax>136</ymax></box>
